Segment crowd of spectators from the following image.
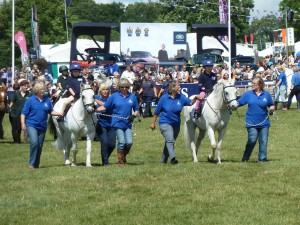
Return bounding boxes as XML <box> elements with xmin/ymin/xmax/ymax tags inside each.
<box><xmin>1</xmin><ymin>53</ymin><xmax>300</xmax><ymax>145</ymax></box>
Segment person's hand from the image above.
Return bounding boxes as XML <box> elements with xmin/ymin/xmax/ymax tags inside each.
<box><xmin>128</xmin><ymin>115</ymin><xmax>136</xmax><ymax>121</ymax></box>
<box><xmin>5</xmin><ymin>107</ymin><xmax>11</xmax><ymax>114</ymax></box>
<box><xmin>21</xmin><ymin>123</ymin><xmax>26</xmax><ymax>131</ymax></box>
<box><xmin>150</xmin><ymin>123</ymin><xmax>155</xmax><ymax>131</ymax></box>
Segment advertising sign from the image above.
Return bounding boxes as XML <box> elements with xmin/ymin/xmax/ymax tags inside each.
<box><xmin>120</xmin><ymin>23</ymin><xmax>187</xmax><ymax>62</ymax></box>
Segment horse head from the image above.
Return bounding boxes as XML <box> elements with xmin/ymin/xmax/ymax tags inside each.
<box><xmin>0</xmin><ymin>84</ymin><xmax>8</xmax><ymax>111</ymax></box>
<box><xmin>220</xmin><ymin>79</ymin><xmax>239</xmax><ymax>110</ymax></box>
<box><xmin>80</xmin><ymin>83</ymin><xmax>95</xmax><ymax>113</ymax></box>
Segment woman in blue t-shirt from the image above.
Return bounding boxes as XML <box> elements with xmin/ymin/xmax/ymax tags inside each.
<box><xmin>96</xmin><ymin>78</ymin><xmax>139</xmax><ymax>166</ymax></box>
<box><xmin>237</xmin><ymin>77</ymin><xmax>275</xmax><ymax>162</ymax></box>
<box><xmin>95</xmin><ymin>83</ymin><xmax>116</xmax><ymax>166</ymax></box>
<box><xmin>21</xmin><ymin>82</ymin><xmax>62</xmax><ymax>169</ymax></box>
<box><xmin>150</xmin><ymin>81</ymin><xmax>201</xmax><ymax>164</ymax></box>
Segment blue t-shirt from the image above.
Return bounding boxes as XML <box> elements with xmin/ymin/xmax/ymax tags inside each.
<box><xmin>237</xmin><ymin>90</ymin><xmax>274</xmax><ymax>128</ymax></box>
<box><xmin>95</xmin><ymin>95</ymin><xmax>112</xmax><ymax>128</ymax></box>
<box><xmin>105</xmin><ymin>63</ymin><xmax>120</xmax><ymax>76</ymax></box>
<box><xmin>278</xmin><ymin>71</ymin><xmax>287</xmax><ymax>86</ymax></box>
<box><xmin>104</xmin><ymin>92</ymin><xmax>139</xmax><ymax>129</ymax></box>
<box><xmin>154</xmin><ymin>93</ymin><xmax>191</xmax><ymax>127</ymax></box>
<box><xmin>21</xmin><ymin>95</ymin><xmax>53</xmax><ymax>131</ymax></box>
<box><xmin>291</xmin><ymin>72</ymin><xmax>300</xmax><ymax>86</ymax></box>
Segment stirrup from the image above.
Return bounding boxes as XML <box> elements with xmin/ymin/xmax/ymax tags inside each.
<box><xmin>194</xmin><ymin>110</ymin><xmax>200</xmax><ymax>119</ymax></box>
<box><xmin>56</xmin><ymin>115</ymin><xmax>64</xmax><ymax>122</ymax></box>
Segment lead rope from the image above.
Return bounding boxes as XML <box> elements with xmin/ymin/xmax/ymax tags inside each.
<box><xmin>235</xmin><ymin>109</ymin><xmax>279</xmax><ymax>127</ymax></box>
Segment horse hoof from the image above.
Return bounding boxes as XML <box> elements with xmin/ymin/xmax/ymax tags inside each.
<box><xmin>71</xmin><ymin>163</ymin><xmax>77</xmax><ymax>167</ymax></box>
<box><xmin>86</xmin><ymin>164</ymin><xmax>92</xmax><ymax>167</ymax></box>
<box><xmin>207</xmin><ymin>156</ymin><xmax>214</xmax><ymax>162</ymax></box>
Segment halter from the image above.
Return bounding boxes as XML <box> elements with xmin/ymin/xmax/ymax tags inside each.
<box><xmin>80</xmin><ymin>87</ymin><xmax>95</xmax><ymax>111</ymax></box>
<box><xmin>222</xmin><ymin>85</ymin><xmax>237</xmax><ymax>104</ymax></box>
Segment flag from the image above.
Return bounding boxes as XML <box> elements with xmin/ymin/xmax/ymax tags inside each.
<box><xmin>259</xmin><ymin>37</ymin><xmax>262</xmax><ymax>50</ymax></box>
<box><xmin>14</xmin><ymin>31</ymin><xmax>29</xmax><ymax>66</ymax></box>
<box><xmin>250</xmin><ymin>33</ymin><xmax>254</xmax><ymax>44</ymax></box>
<box><xmin>31</xmin><ymin>6</ymin><xmax>40</xmax><ymax>59</ymax></box>
<box><xmin>65</xmin><ymin>0</ymin><xmax>71</xmax><ymax>7</ymax></box>
<box><xmin>218</xmin><ymin>0</ymin><xmax>228</xmax><ymax>41</ymax></box>
<box><xmin>244</xmin><ymin>35</ymin><xmax>248</xmax><ymax>44</ymax></box>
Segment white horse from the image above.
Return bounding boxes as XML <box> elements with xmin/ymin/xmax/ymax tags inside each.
<box><xmin>183</xmin><ymin>79</ymin><xmax>239</xmax><ymax>164</ymax></box>
<box><xmin>50</xmin><ymin>83</ymin><xmax>96</xmax><ymax>166</ymax></box>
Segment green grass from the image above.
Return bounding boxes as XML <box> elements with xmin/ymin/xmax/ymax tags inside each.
<box><xmin>1</xmin><ymin>106</ymin><xmax>300</xmax><ymax>225</ymax></box>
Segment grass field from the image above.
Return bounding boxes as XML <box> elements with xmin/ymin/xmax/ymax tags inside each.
<box><xmin>0</xmin><ymin>106</ymin><xmax>300</xmax><ymax>225</ymax></box>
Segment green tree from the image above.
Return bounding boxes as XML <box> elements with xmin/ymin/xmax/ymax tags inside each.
<box><xmin>0</xmin><ymin>0</ymin><xmax>70</xmax><ymax>67</ymax></box>
<box><xmin>279</xmin><ymin>0</ymin><xmax>300</xmax><ymax>42</ymax></box>
<box><xmin>157</xmin><ymin>0</ymin><xmax>254</xmax><ymax>41</ymax></box>
<box><xmin>249</xmin><ymin>15</ymin><xmax>285</xmax><ymax>50</ymax></box>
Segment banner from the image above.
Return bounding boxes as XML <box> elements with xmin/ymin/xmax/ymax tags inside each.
<box><xmin>31</xmin><ymin>6</ymin><xmax>40</xmax><ymax>59</ymax></box>
<box><xmin>218</xmin><ymin>0</ymin><xmax>228</xmax><ymax>41</ymax></box>
<box><xmin>65</xmin><ymin>0</ymin><xmax>71</xmax><ymax>7</ymax></box>
<box><xmin>244</xmin><ymin>35</ymin><xmax>248</xmax><ymax>44</ymax></box>
<box><xmin>14</xmin><ymin>31</ymin><xmax>28</xmax><ymax>66</ymax></box>
<box><xmin>250</xmin><ymin>33</ymin><xmax>254</xmax><ymax>44</ymax></box>
<box><xmin>281</xmin><ymin>29</ymin><xmax>286</xmax><ymax>44</ymax></box>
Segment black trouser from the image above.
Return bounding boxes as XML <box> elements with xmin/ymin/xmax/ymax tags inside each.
<box><xmin>142</xmin><ymin>96</ymin><xmax>153</xmax><ymax>117</ymax></box>
<box><xmin>287</xmin><ymin>85</ymin><xmax>300</xmax><ymax>109</ymax></box>
<box><xmin>11</xmin><ymin>116</ymin><xmax>21</xmax><ymax>143</ymax></box>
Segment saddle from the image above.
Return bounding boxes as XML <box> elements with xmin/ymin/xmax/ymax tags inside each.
<box><xmin>56</xmin><ymin>92</ymin><xmax>80</xmax><ymax>122</ymax></box>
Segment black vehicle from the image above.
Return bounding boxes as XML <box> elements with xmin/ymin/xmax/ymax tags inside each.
<box><xmin>189</xmin><ymin>53</ymin><xmax>224</xmax><ymax>66</ymax></box>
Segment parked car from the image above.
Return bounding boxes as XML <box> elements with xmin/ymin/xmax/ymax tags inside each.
<box><xmin>72</xmin><ymin>48</ymin><xmax>125</xmax><ymax>69</ymax></box>
<box><xmin>189</xmin><ymin>53</ymin><xmax>224</xmax><ymax>67</ymax></box>
<box><xmin>129</xmin><ymin>51</ymin><xmax>159</xmax><ymax>64</ymax></box>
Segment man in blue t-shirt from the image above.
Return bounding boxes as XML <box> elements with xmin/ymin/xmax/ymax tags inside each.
<box><xmin>105</xmin><ymin>56</ymin><xmax>120</xmax><ymax>77</ymax></box>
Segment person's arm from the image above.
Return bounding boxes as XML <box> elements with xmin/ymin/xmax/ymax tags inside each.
<box><xmin>21</xmin><ymin>114</ymin><xmax>26</xmax><ymax>130</ymax></box>
<box><xmin>150</xmin><ymin>114</ymin><xmax>159</xmax><ymax>131</ymax></box>
<box><xmin>51</xmin><ymin>110</ymin><xmax>64</xmax><ymax>117</ymax></box>
<box><xmin>96</xmin><ymin>105</ymin><xmax>107</xmax><ymax>112</ymax></box>
<box><xmin>276</xmin><ymin>79</ymin><xmax>282</xmax><ymax>87</ymax></box>
<box><xmin>190</xmin><ymin>95</ymin><xmax>203</xmax><ymax>105</ymax></box>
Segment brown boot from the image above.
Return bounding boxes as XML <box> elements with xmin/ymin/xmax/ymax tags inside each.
<box><xmin>123</xmin><ymin>149</ymin><xmax>130</xmax><ymax>163</ymax></box>
<box><xmin>282</xmin><ymin>102</ymin><xmax>287</xmax><ymax>110</ymax></box>
<box><xmin>117</xmin><ymin>151</ymin><xmax>125</xmax><ymax>166</ymax></box>
<box><xmin>274</xmin><ymin>102</ymin><xmax>278</xmax><ymax>110</ymax></box>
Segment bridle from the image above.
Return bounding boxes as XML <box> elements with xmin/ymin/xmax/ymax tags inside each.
<box><xmin>222</xmin><ymin>85</ymin><xmax>237</xmax><ymax>104</ymax></box>
<box><xmin>80</xmin><ymin>87</ymin><xmax>95</xmax><ymax>112</ymax></box>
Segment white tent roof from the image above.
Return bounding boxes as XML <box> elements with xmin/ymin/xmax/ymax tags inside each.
<box><xmin>258</xmin><ymin>47</ymin><xmax>273</xmax><ymax>57</ymax></box>
<box><xmin>40</xmin><ymin>39</ymin><xmax>121</xmax><ymax>63</ymax></box>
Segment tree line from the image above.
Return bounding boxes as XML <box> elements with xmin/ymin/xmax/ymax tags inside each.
<box><xmin>0</xmin><ymin>0</ymin><xmax>299</xmax><ymax>67</ymax></box>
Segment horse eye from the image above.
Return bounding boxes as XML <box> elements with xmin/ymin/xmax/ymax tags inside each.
<box><xmin>225</xmin><ymin>92</ymin><xmax>228</xmax><ymax>95</ymax></box>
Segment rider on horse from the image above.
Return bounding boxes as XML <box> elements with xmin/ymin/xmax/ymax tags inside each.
<box><xmin>56</xmin><ymin>63</ymin><xmax>86</xmax><ymax>122</ymax></box>
<box><xmin>194</xmin><ymin>59</ymin><xmax>217</xmax><ymax>119</ymax></box>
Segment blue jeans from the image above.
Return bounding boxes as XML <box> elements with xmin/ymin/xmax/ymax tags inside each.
<box><xmin>98</xmin><ymin>126</ymin><xmax>116</xmax><ymax>165</ymax></box>
<box><xmin>159</xmin><ymin>123</ymin><xmax>180</xmax><ymax>163</ymax></box>
<box><xmin>116</xmin><ymin>128</ymin><xmax>133</xmax><ymax>152</ymax></box>
<box><xmin>275</xmin><ymin>85</ymin><xmax>287</xmax><ymax>103</ymax></box>
<box><xmin>27</xmin><ymin>126</ymin><xmax>46</xmax><ymax>167</ymax></box>
<box><xmin>243</xmin><ymin>127</ymin><xmax>269</xmax><ymax>162</ymax></box>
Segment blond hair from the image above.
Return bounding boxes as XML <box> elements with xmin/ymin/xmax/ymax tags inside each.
<box><xmin>33</xmin><ymin>81</ymin><xmax>46</xmax><ymax>94</ymax></box>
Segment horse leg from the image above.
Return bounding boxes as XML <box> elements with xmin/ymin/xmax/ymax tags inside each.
<box><xmin>216</xmin><ymin>127</ymin><xmax>227</xmax><ymax>164</ymax></box>
<box><xmin>70</xmin><ymin>134</ymin><xmax>78</xmax><ymax>166</ymax></box>
<box><xmin>0</xmin><ymin>112</ymin><xmax>4</xmax><ymax>139</ymax></box>
<box><xmin>207</xmin><ymin>127</ymin><xmax>217</xmax><ymax>163</ymax></box>
<box><xmin>184</xmin><ymin>119</ymin><xmax>198</xmax><ymax>162</ymax></box>
<box><xmin>195</xmin><ymin>129</ymin><xmax>206</xmax><ymax>161</ymax></box>
<box><xmin>85</xmin><ymin>131</ymin><xmax>94</xmax><ymax>167</ymax></box>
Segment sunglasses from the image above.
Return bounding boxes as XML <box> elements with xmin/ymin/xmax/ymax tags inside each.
<box><xmin>120</xmin><ymin>86</ymin><xmax>129</xmax><ymax>89</ymax></box>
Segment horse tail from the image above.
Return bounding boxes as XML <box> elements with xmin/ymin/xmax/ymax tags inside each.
<box><xmin>48</xmin><ymin>116</ymin><xmax>57</xmax><ymax>140</ymax></box>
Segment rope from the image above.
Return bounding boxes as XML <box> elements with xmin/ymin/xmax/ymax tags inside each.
<box><xmin>96</xmin><ymin>113</ymin><xmax>130</xmax><ymax>120</ymax></box>
<box><xmin>235</xmin><ymin>109</ymin><xmax>278</xmax><ymax>127</ymax></box>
